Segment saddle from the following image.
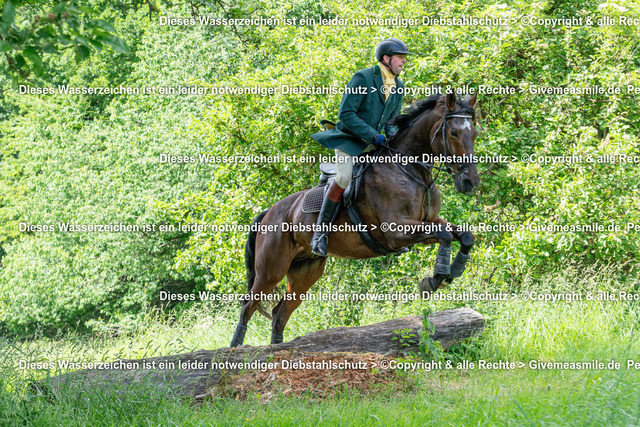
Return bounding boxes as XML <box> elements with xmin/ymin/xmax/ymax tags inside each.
<box><xmin>303</xmin><ymin>142</ymin><xmax>407</xmax><ymax>256</ymax></box>
<box><xmin>301</xmin><ymin>162</ymin><xmax>363</xmax><ymax>213</ymax></box>
<box><xmin>303</xmin><ymin>119</ymin><xmax>364</xmax><ymax>212</ymax></box>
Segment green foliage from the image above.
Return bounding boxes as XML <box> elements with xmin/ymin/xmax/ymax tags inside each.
<box><xmin>0</xmin><ymin>0</ymin><xmax>130</xmax><ymax>85</ymax></box>
<box><xmin>390</xmin><ymin>327</ymin><xmax>417</xmax><ymax>348</ymax></box>
<box><xmin>165</xmin><ymin>0</ymin><xmax>640</xmax><ymax>296</ymax></box>
<box><xmin>392</xmin><ymin>309</ymin><xmax>446</xmax><ymax>361</ymax></box>
<box><xmin>1</xmin><ymin>0</ymin><xmax>640</xmax><ymax>333</ymax></box>
<box><xmin>417</xmin><ymin>308</ymin><xmax>444</xmax><ymax>361</ymax></box>
<box><xmin>2</xmin><ymin>1</ymin><xmax>640</xmax><ymax>423</ymax></box>
<box><xmin>0</xmin><ymin>4</ymin><xmax>232</xmax><ymax>334</ymax></box>
<box><xmin>0</xmin><ymin>273</ymin><xmax>639</xmax><ymax>425</ymax></box>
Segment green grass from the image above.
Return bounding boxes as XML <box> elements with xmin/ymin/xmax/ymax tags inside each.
<box><xmin>2</xmin><ymin>268</ymin><xmax>640</xmax><ymax>425</ymax></box>
<box><xmin>3</xmin><ymin>368</ymin><xmax>640</xmax><ymax>426</ymax></box>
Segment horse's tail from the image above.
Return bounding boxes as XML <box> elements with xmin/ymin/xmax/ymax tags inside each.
<box><xmin>245</xmin><ymin>209</ymin><xmax>269</xmax><ymax>293</ymax></box>
<box><xmin>245</xmin><ymin>209</ymin><xmax>273</xmax><ymax>319</ymax></box>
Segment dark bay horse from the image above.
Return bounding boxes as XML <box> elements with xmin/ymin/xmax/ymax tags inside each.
<box><xmin>230</xmin><ymin>92</ymin><xmax>479</xmax><ymax>347</ymax></box>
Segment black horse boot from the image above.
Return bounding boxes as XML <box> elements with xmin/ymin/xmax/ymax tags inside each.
<box><xmin>310</xmin><ymin>181</ymin><xmax>344</xmax><ymax>257</ymax></box>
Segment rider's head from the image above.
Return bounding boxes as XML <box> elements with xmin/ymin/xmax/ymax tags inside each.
<box><xmin>375</xmin><ymin>38</ymin><xmax>411</xmax><ymax>76</ymax></box>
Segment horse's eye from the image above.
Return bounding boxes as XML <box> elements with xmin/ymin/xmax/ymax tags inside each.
<box><xmin>450</xmin><ymin>130</ymin><xmax>458</xmax><ymax>137</ymax></box>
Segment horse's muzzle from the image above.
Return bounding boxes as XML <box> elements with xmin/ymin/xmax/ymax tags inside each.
<box><xmin>454</xmin><ymin>167</ymin><xmax>479</xmax><ymax>195</ymax></box>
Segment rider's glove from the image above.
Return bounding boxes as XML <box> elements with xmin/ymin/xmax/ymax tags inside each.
<box><xmin>373</xmin><ymin>134</ymin><xmax>386</xmax><ymax>145</ymax></box>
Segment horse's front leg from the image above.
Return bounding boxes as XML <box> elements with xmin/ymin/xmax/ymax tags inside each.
<box><xmin>419</xmin><ymin>219</ymin><xmax>474</xmax><ymax>296</ymax></box>
<box><xmin>440</xmin><ymin>222</ymin><xmax>474</xmax><ymax>288</ymax></box>
<box><xmin>381</xmin><ymin>218</ymin><xmax>455</xmax><ymax>297</ymax></box>
<box><xmin>381</xmin><ymin>218</ymin><xmax>453</xmax><ymax>254</ymax></box>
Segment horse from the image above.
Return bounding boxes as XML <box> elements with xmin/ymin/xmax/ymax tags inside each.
<box><xmin>230</xmin><ymin>91</ymin><xmax>480</xmax><ymax>347</ymax></box>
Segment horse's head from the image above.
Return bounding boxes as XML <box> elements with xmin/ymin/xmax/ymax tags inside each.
<box><xmin>389</xmin><ymin>92</ymin><xmax>481</xmax><ymax>195</ymax></box>
<box><xmin>429</xmin><ymin>92</ymin><xmax>480</xmax><ymax>195</ymax></box>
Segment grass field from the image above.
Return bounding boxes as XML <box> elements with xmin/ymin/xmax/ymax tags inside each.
<box><xmin>2</xmin><ymin>269</ymin><xmax>640</xmax><ymax>426</ymax></box>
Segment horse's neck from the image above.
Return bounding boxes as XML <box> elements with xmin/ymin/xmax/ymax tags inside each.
<box><xmin>389</xmin><ymin>112</ymin><xmax>439</xmax><ymax>157</ymax></box>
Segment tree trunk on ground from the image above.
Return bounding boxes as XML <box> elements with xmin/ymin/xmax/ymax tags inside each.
<box><xmin>36</xmin><ymin>307</ymin><xmax>485</xmax><ymax>399</ymax></box>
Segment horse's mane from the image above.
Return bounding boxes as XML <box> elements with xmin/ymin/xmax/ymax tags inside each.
<box><xmin>389</xmin><ymin>93</ymin><xmax>476</xmax><ymax>141</ymax></box>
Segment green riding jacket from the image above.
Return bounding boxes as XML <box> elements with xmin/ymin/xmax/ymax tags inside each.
<box><xmin>312</xmin><ymin>64</ymin><xmax>404</xmax><ymax>156</ymax></box>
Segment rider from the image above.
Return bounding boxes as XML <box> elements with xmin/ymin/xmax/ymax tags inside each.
<box><xmin>310</xmin><ymin>38</ymin><xmax>410</xmax><ymax>257</ymax></box>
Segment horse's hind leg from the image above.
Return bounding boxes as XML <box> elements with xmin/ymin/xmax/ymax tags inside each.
<box><xmin>230</xmin><ymin>251</ymin><xmax>291</xmax><ymax>348</ymax></box>
<box><xmin>270</xmin><ymin>257</ymin><xmax>327</xmax><ymax>344</ymax></box>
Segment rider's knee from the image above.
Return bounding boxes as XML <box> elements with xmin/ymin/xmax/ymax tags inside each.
<box><xmin>335</xmin><ymin>174</ymin><xmax>351</xmax><ymax>189</ymax></box>
<box><xmin>334</xmin><ymin>149</ymin><xmax>352</xmax><ymax>189</ymax></box>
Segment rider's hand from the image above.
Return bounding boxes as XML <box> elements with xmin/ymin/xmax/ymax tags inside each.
<box><xmin>373</xmin><ymin>134</ymin><xmax>386</xmax><ymax>145</ymax></box>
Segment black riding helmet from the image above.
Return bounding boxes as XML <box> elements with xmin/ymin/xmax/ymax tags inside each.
<box><xmin>374</xmin><ymin>38</ymin><xmax>411</xmax><ymax>62</ymax></box>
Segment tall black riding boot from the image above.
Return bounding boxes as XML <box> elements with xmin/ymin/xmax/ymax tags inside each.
<box><xmin>310</xmin><ymin>181</ymin><xmax>344</xmax><ymax>257</ymax></box>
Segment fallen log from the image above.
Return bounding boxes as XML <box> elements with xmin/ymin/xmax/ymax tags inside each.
<box><xmin>36</xmin><ymin>307</ymin><xmax>484</xmax><ymax>399</ymax></box>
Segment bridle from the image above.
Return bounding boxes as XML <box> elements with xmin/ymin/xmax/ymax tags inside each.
<box><xmin>383</xmin><ymin>110</ymin><xmax>477</xmax><ymax>190</ymax></box>
<box><xmin>430</xmin><ymin>112</ymin><xmax>476</xmax><ymax>178</ymax></box>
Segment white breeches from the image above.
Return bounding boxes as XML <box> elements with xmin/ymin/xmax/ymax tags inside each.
<box><xmin>334</xmin><ymin>149</ymin><xmax>353</xmax><ymax>189</ymax></box>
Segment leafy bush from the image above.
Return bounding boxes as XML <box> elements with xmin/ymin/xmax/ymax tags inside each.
<box><xmin>1</xmin><ymin>0</ymin><xmax>639</xmax><ymax>334</ymax></box>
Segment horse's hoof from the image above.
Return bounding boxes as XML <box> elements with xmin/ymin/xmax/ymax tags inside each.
<box><xmin>419</xmin><ymin>276</ymin><xmax>438</xmax><ymax>299</ymax></box>
<box><xmin>271</xmin><ymin>333</ymin><xmax>284</xmax><ymax>345</ymax></box>
<box><xmin>439</xmin><ymin>277</ymin><xmax>452</xmax><ymax>289</ymax></box>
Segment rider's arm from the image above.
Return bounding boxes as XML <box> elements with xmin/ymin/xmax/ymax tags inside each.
<box><xmin>337</xmin><ymin>70</ymin><xmax>379</xmax><ymax>144</ymax></box>
<box><xmin>384</xmin><ymin>92</ymin><xmax>403</xmax><ymax>138</ymax></box>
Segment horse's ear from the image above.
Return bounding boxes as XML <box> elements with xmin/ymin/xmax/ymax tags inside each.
<box><xmin>446</xmin><ymin>92</ymin><xmax>456</xmax><ymax>111</ymax></box>
<box><xmin>466</xmin><ymin>92</ymin><xmax>478</xmax><ymax>107</ymax></box>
